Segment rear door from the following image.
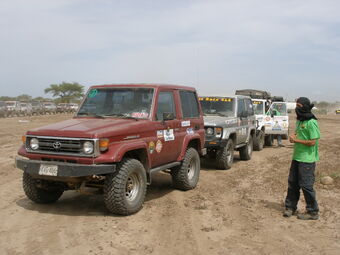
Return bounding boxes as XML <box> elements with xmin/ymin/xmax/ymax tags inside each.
<box><xmin>265</xmin><ymin>102</ymin><xmax>289</xmax><ymax>135</ymax></box>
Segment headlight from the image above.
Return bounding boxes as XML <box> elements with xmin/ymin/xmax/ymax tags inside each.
<box><xmin>206</xmin><ymin>127</ymin><xmax>214</xmax><ymax>135</ymax></box>
<box><xmin>30</xmin><ymin>138</ymin><xmax>39</xmax><ymax>150</ymax></box>
<box><xmin>83</xmin><ymin>141</ymin><xmax>94</xmax><ymax>154</ymax></box>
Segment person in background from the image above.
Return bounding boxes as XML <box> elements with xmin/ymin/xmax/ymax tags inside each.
<box><xmin>272</xmin><ymin>104</ymin><xmax>284</xmax><ymax>147</ymax></box>
<box><xmin>283</xmin><ymin>97</ymin><xmax>320</xmax><ymax>220</ymax></box>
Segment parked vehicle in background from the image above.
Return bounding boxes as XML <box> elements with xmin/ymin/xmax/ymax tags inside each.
<box><xmin>199</xmin><ymin>95</ymin><xmax>256</xmax><ymax>170</ymax></box>
<box><xmin>42</xmin><ymin>102</ymin><xmax>57</xmax><ymax>114</ymax></box>
<box><xmin>20</xmin><ymin>102</ymin><xmax>33</xmax><ymax>116</ymax></box>
<box><xmin>56</xmin><ymin>103</ymin><xmax>70</xmax><ymax>113</ymax></box>
<box><xmin>31</xmin><ymin>101</ymin><xmax>45</xmax><ymax>115</ymax></box>
<box><xmin>336</xmin><ymin>110</ymin><xmax>340</xmax><ymax>115</ymax></box>
<box><xmin>235</xmin><ymin>89</ymin><xmax>289</xmax><ymax>148</ymax></box>
<box><xmin>5</xmin><ymin>101</ymin><xmax>21</xmax><ymax>117</ymax></box>
<box><xmin>15</xmin><ymin>84</ymin><xmax>206</xmax><ymax>215</ymax></box>
<box><xmin>68</xmin><ymin>103</ymin><xmax>79</xmax><ymax>112</ymax></box>
<box><xmin>0</xmin><ymin>101</ymin><xmax>8</xmax><ymax>117</ymax></box>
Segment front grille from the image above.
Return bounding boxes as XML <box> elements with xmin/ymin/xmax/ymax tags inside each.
<box><xmin>26</xmin><ymin>136</ymin><xmax>98</xmax><ymax>157</ymax></box>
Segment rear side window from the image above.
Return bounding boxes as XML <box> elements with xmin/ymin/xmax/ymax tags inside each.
<box><xmin>180</xmin><ymin>91</ymin><xmax>199</xmax><ymax>118</ymax></box>
<box><xmin>156</xmin><ymin>92</ymin><xmax>176</xmax><ymax>120</ymax></box>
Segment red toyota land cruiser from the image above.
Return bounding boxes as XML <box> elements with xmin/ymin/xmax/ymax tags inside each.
<box><xmin>16</xmin><ymin>84</ymin><xmax>206</xmax><ymax>215</ymax></box>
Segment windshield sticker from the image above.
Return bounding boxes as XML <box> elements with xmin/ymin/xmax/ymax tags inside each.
<box><xmin>186</xmin><ymin>128</ymin><xmax>194</xmax><ymax>135</ymax></box>
<box><xmin>253</xmin><ymin>101</ymin><xmax>263</xmax><ymax>104</ymax></box>
<box><xmin>149</xmin><ymin>141</ymin><xmax>155</xmax><ymax>154</ymax></box>
<box><xmin>88</xmin><ymin>89</ymin><xmax>98</xmax><ymax>98</ymax></box>
<box><xmin>157</xmin><ymin>130</ymin><xmax>163</xmax><ymax>138</ymax></box>
<box><xmin>156</xmin><ymin>140</ymin><xmax>163</xmax><ymax>153</ymax></box>
<box><xmin>199</xmin><ymin>97</ymin><xmax>233</xmax><ymax>102</ymax></box>
<box><xmin>164</xmin><ymin>129</ymin><xmax>175</xmax><ymax>141</ymax></box>
<box><xmin>181</xmin><ymin>121</ymin><xmax>190</xmax><ymax>127</ymax></box>
<box><xmin>131</xmin><ymin>112</ymin><xmax>149</xmax><ymax>118</ymax></box>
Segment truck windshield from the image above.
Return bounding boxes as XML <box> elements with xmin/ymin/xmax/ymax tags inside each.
<box><xmin>199</xmin><ymin>97</ymin><xmax>235</xmax><ymax>117</ymax></box>
<box><xmin>6</xmin><ymin>102</ymin><xmax>15</xmax><ymax>106</ymax></box>
<box><xmin>77</xmin><ymin>88</ymin><xmax>154</xmax><ymax>119</ymax></box>
<box><xmin>252</xmin><ymin>101</ymin><xmax>264</xmax><ymax>115</ymax></box>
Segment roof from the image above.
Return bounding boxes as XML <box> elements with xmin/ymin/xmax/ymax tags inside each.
<box><xmin>199</xmin><ymin>95</ymin><xmax>251</xmax><ymax>99</ymax></box>
<box><xmin>90</xmin><ymin>83</ymin><xmax>196</xmax><ymax>91</ymax></box>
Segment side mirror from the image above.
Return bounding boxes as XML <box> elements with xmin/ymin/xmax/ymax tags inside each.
<box><xmin>163</xmin><ymin>112</ymin><xmax>175</xmax><ymax>121</ymax></box>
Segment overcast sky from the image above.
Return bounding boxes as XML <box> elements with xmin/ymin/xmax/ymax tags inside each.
<box><xmin>1</xmin><ymin>0</ymin><xmax>340</xmax><ymax>101</ymax></box>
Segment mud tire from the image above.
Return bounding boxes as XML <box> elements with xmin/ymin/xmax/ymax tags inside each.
<box><xmin>23</xmin><ymin>173</ymin><xmax>64</xmax><ymax>204</ymax></box>
<box><xmin>171</xmin><ymin>148</ymin><xmax>200</xmax><ymax>191</ymax></box>
<box><xmin>216</xmin><ymin>139</ymin><xmax>234</xmax><ymax>170</ymax></box>
<box><xmin>254</xmin><ymin>130</ymin><xmax>265</xmax><ymax>151</ymax></box>
<box><xmin>104</xmin><ymin>158</ymin><xmax>147</xmax><ymax>215</ymax></box>
<box><xmin>265</xmin><ymin>134</ymin><xmax>273</xmax><ymax>146</ymax></box>
<box><xmin>239</xmin><ymin>135</ymin><xmax>253</xmax><ymax>160</ymax></box>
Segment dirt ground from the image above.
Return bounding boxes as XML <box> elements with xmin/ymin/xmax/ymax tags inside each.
<box><xmin>0</xmin><ymin>114</ymin><xmax>339</xmax><ymax>255</ymax></box>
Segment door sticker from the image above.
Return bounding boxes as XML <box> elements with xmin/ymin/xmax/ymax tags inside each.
<box><xmin>272</xmin><ymin>121</ymin><xmax>282</xmax><ymax>131</ymax></box>
<box><xmin>149</xmin><ymin>141</ymin><xmax>155</xmax><ymax>154</ymax></box>
<box><xmin>157</xmin><ymin>130</ymin><xmax>163</xmax><ymax>138</ymax></box>
<box><xmin>186</xmin><ymin>128</ymin><xmax>194</xmax><ymax>135</ymax></box>
<box><xmin>156</xmin><ymin>140</ymin><xmax>163</xmax><ymax>153</ymax></box>
<box><xmin>181</xmin><ymin>121</ymin><xmax>190</xmax><ymax>127</ymax></box>
<box><xmin>164</xmin><ymin>129</ymin><xmax>175</xmax><ymax>141</ymax></box>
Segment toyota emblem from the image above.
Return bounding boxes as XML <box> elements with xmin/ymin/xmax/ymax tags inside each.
<box><xmin>53</xmin><ymin>141</ymin><xmax>62</xmax><ymax>149</ymax></box>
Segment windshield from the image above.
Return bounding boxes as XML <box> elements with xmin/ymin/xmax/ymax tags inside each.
<box><xmin>77</xmin><ymin>88</ymin><xmax>154</xmax><ymax>119</ymax></box>
<box><xmin>31</xmin><ymin>102</ymin><xmax>39</xmax><ymax>106</ymax></box>
<box><xmin>199</xmin><ymin>97</ymin><xmax>235</xmax><ymax>117</ymax></box>
<box><xmin>252</xmin><ymin>100</ymin><xmax>264</xmax><ymax>115</ymax></box>
<box><xmin>6</xmin><ymin>102</ymin><xmax>15</xmax><ymax>106</ymax></box>
<box><xmin>268</xmin><ymin>102</ymin><xmax>287</xmax><ymax>116</ymax></box>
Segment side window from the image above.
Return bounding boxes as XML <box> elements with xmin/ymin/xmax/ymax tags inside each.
<box><xmin>246</xmin><ymin>99</ymin><xmax>254</xmax><ymax>116</ymax></box>
<box><xmin>156</xmin><ymin>92</ymin><xmax>176</xmax><ymax>120</ymax></box>
<box><xmin>179</xmin><ymin>91</ymin><xmax>199</xmax><ymax>118</ymax></box>
<box><xmin>237</xmin><ymin>99</ymin><xmax>245</xmax><ymax>117</ymax></box>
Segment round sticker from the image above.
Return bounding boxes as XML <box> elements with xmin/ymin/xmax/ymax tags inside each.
<box><xmin>88</xmin><ymin>89</ymin><xmax>98</xmax><ymax>98</ymax></box>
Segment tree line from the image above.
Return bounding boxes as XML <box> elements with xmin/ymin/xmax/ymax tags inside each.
<box><xmin>0</xmin><ymin>82</ymin><xmax>85</xmax><ymax>103</ymax></box>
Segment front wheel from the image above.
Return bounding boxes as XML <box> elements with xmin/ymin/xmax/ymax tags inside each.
<box><xmin>239</xmin><ymin>135</ymin><xmax>253</xmax><ymax>160</ymax></box>
<box><xmin>216</xmin><ymin>139</ymin><xmax>234</xmax><ymax>170</ymax></box>
<box><xmin>264</xmin><ymin>134</ymin><xmax>273</xmax><ymax>146</ymax></box>
<box><xmin>104</xmin><ymin>158</ymin><xmax>147</xmax><ymax>215</ymax></box>
<box><xmin>171</xmin><ymin>147</ymin><xmax>200</xmax><ymax>190</ymax></box>
<box><xmin>23</xmin><ymin>173</ymin><xmax>64</xmax><ymax>203</ymax></box>
<box><xmin>254</xmin><ymin>130</ymin><xmax>265</xmax><ymax>151</ymax></box>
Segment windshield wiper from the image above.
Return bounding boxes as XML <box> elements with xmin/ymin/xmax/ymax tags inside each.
<box><xmin>103</xmin><ymin>113</ymin><xmax>139</xmax><ymax>120</ymax></box>
<box><xmin>77</xmin><ymin>112</ymin><xmax>105</xmax><ymax>118</ymax></box>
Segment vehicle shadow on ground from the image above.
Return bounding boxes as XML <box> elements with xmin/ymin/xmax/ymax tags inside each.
<box><xmin>15</xmin><ymin>172</ymin><xmax>174</xmax><ymax>217</ymax></box>
<box><xmin>261</xmin><ymin>200</ymin><xmax>284</xmax><ymax>213</ymax></box>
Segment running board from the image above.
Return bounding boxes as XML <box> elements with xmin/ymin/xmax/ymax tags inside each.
<box><xmin>147</xmin><ymin>162</ymin><xmax>181</xmax><ymax>185</ymax></box>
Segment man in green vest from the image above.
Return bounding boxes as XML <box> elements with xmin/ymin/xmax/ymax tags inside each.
<box><xmin>283</xmin><ymin>97</ymin><xmax>320</xmax><ymax>220</ymax></box>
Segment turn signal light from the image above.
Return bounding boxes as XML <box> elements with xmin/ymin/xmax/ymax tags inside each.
<box><xmin>215</xmin><ymin>128</ymin><xmax>222</xmax><ymax>135</ymax></box>
<box><xmin>22</xmin><ymin>135</ymin><xmax>26</xmax><ymax>144</ymax></box>
<box><xmin>99</xmin><ymin>138</ymin><xmax>109</xmax><ymax>152</ymax></box>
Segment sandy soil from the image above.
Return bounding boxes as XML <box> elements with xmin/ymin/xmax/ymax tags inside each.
<box><xmin>0</xmin><ymin>114</ymin><xmax>339</xmax><ymax>255</ymax></box>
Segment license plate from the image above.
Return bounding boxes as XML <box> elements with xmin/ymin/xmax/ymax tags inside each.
<box><xmin>39</xmin><ymin>164</ymin><xmax>58</xmax><ymax>176</ymax></box>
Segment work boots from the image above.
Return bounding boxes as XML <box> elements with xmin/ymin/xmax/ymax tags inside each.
<box><xmin>297</xmin><ymin>212</ymin><xmax>319</xmax><ymax>220</ymax></box>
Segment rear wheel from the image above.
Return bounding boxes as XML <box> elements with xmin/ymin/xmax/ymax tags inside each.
<box><xmin>104</xmin><ymin>158</ymin><xmax>147</xmax><ymax>215</ymax></box>
<box><xmin>216</xmin><ymin>139</ymin><xmax>234</xmax><ymax>170</ymax></box>
<box><xmin>171</xmin><ymin>147</ymin><xmax>200</xmax><ymax>190</ymax></box>
<box><xmin>254</xmin><ymin>130</ymin><xmax>265</xmax><ymax>151</ymax></box>
<box><xmin>23</xmin><ymin>173</ymin><xmax>64</xmax><ymax>204</ymax></box>
<box><xmin>265</xmin><ymin>134</ymin><xmax>273</xmax><ymax>146</ymax></box>
<box><xmin>239</xmin><ymin>135</ymin><xmax>253</xmax><ymax>160</ymax></box>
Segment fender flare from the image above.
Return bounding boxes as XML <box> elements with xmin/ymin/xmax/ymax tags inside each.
<box><xmin>176</xmin><ymin>133</ymin><xmax>203</xmax><ymax>161</ymax></box>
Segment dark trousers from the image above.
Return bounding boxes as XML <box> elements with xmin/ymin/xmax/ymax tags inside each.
<box><xmin>285</xmin><ymin>160</ymin><xmax>319</xmax><ymax>213</ymax></box>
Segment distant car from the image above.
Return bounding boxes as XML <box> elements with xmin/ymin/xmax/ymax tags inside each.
<box><xmin>68</xmin><ymin>103</ymin><xmax>79</xmax><ymax>112</ymax></box>
<box><xmin>31</xmin><ymin>101</ymin><xmax>45</xmax><ymax>115</ymax></box>
<box><xmin>42</xmin><ymin>102</ymin><xmax>57</xmax><ymax>114</ymax></box>
<box><xmin>5</xmin><ymin>101</ymin><xmax>21</xmax><ymax>117</ymax></box>
<box><xmin>20</xmin><ymin>102</ymin><xmax>33</xmax><ymax>116</ymax></box>
<box><xmin>0</xmin><ymin>101</ymin><xmax>8</xmax><ymax>117</ymax></box>
<box><xmin>56</xmin><ymin>103</ymin><xmax>69</xmax><ymax>113</ymax></box>
<box><xmin>336</xmin><ymin>110</ymin><xmax>340</xmax><ymax>115</ymax></box>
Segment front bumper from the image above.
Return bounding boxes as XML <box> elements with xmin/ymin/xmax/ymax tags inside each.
<box><xmin>204</xmin><ymin>139</ymin><xmax>227</xmax><ymax>148</ymax></box>
<box><xmin>15</xmin><ymin>157</ymin><xmax>116</xmax><ymax>177</ymax></box>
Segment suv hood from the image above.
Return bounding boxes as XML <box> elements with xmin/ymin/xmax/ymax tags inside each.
<box><xmin>27</xmin><ymin>118</ymin><xmax>150</xmax><ymax>138</ymax></box>
<box><xmin>203</xmin><ymin>115</ymin><xmax>237</xmax><ymax>127</ymax></box>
